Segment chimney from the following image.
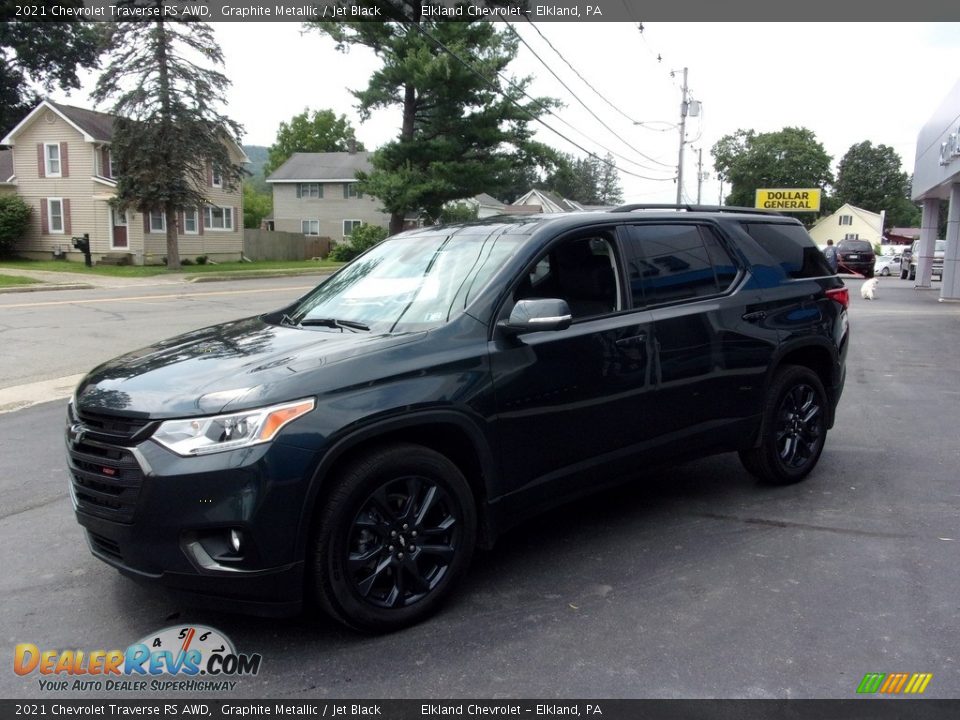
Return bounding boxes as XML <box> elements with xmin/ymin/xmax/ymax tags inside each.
<box><xmin>348</xmin><ymin>137</ymin><xmax>356</xmax><ymax>155</ymax></box>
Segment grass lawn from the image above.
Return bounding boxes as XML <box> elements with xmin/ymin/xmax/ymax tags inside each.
<box><xmin>0</xmin><ymin>258</ymin><xmax>342</xmax><ymax>278</ymax></box>
<box><xmin>0</xmin><ymin>273</ymin><xmax>42</xmax><ymax>287</ymax></box>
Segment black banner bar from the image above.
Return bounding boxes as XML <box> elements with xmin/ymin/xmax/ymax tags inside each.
<box><xmin>3</xmin><ymin>700</ymin><xmax>960</xmax><ymax>720</ymax></box>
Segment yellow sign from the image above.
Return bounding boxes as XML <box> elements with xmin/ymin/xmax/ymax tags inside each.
<box><xmin>755</xmin><ymin>188</ymin><xmax>821</xmax><ymax>212</ymax></box>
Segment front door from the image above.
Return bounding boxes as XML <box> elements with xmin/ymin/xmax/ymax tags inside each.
<box><xmin>489</xmin><ymin>230</ymin><xmax>656</xmax><ymax>509</ymax></box>
<box><xmin>111</xmin><ymin>208</ymin><xmax>128</xmax><ymax>249</ymax></box>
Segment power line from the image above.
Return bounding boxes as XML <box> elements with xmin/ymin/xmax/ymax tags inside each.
<box><xmin>504</xmin><ymin>20</ymin><xmax>673</xmax><ymax>171</ymax></box>
<box><xmin>519</xmin><ymin>19</ymin><xmax>678</xmax><ymax>138</ymax></box>
<box><xmin>403</xmin><ymin>22</ymin><xmax>676</xmax><ymax>183</ymax></box>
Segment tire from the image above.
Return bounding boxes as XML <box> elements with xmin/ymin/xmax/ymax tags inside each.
<box><xmin>881</xmin><ymin>268</ymin><xmax>890</xmax><ymax>277</ymax></box>
<box><xmin>312</xmin><ymin>443</ymin><xmax>477</xmax><ymax>632</ymax></box>
<box><xmin>739</xmin><ymin>365</ymin><xmax>828</xmax><ymax>485</ymax></box>
<box><xmin>864</xmin><ymin>268</ymin><xmax>875</xmax><ymax>279</ymax></box>
<box><xmin>900</xmin><ymin>268</ymin><xmax>909</xmax><ymax>280</ymax></box>
<box><xmin>909</xmin><ymin>267</ymin><xmax>916</xmax><ymax>281</ymax></box>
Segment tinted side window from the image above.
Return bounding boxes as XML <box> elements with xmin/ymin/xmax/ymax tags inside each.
<box><xmin>624</xmin><ymin>224</ymin><xmax>725</xmax><ymax>306</ymax></box>
<box><xmin>742</xmin><ymin>222</ymin><xmax>833</xmax><ymax>279</ymax></box>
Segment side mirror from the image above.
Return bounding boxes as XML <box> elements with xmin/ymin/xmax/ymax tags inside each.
<box><xmin>499</xmin><ymin>298</ymin><xmax>573</xmax><ymax>335</ymax></box>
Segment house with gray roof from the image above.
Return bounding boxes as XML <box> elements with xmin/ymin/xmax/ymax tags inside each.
<box><xmin>266</xmin><ymin>151</ymin><xmax>390</xmax><ymax>241</ymax></box>
<box><xmin>0</xmin><ymin>99</ymin><xmax>246</xmax><ymax>264</ymax></box>
<box><xmin>512</xmin><ymin>188</ymin><xmax>584</xmax><ymax>213</ymax></box>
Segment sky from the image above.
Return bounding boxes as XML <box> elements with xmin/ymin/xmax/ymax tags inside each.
<box><xmin>53</xmin><ymin>21</ymin><xmax>960</xmax><ymax>206</ymax></box>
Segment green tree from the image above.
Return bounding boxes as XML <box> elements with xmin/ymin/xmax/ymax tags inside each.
<box><xmin>308</xmin><ymin>13</ymin><xmax>557</xmax><ymax>234</ymax></box>
<box><xmin>92</xmin><ymin>12</ymin><xmax>243</xmax><ymax>270</ymax></box>
<box><xmin>834</xmin><ymin>141</ymin><xmax>920</xmax><ymax>229</ymax></box>
<box><xmin>0</xmin><ymin>195</ymin><xmax>31</xmax><ymax>257</ymax></box>
<box><xmin>243</xmin><ymin>182</ymin><xmax>273</xmax><ymax>229</ymax></box>
<box><xmin>439</xmin><ymin>202</ymin><xmax>479</xmax><ymax>225</ymax></box>
<box><xmin>711</xmin><ymin>127</ymin><xmax>833</xmax><ymax>220</ymax></box>
<box><xmin>543</xmin><ymin>152</ymin><xmax>622</xmax><ymax>205</ymax></box>
<box><xmin>328</xmin><ymin>223</ymin><xmax>388</xmax><ymax>262</ymax></box>
<box><xmin>0</xmin><ymin>13</ymin><xmax>102</xmax><ymax>137</ymax></box>
<box><xmin>264</xmin><ymin>108</ymin><xmax>364</xmax><ymax>177</ymax></box>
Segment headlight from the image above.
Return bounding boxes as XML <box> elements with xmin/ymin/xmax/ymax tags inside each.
<box><xmin>152</xmin><ymin>398</ymin><xmax>315</xmax><ymax>456</ymax></box>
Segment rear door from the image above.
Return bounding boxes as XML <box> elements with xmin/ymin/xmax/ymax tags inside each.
<box><xmin>620</xmin><ymin>221</ymin><xmax>773</xmax><ymax>439</ymax></box>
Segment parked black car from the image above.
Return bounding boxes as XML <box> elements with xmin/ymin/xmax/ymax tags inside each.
<box><xmin>836</xmin><ymin>238</ymin><xmax>876</xmax><ymax>277</ymax></box>
<box><xmin>67</xmin><ymin>206</ymin><xmax>849</xmax><ymax>632</ymax></box>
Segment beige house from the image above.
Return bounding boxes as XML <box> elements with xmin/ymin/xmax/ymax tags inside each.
<box><xmin>512</xmin><ymin>189</ymin><xmax>584</xmax><ymax>213</ymax></box>
<box><xmin>267</xmin><ymin>152</ymin><xmax>390</xmax><ymax>242</ymax></box>
<box><xmin>809</xmin><ymin>203</ymin><xmax>883</xmax><ymax>247</ymax></box>
<box><xmin>0</xmin><ymin>100</ymin><xmax>245</xmax><ymax>265</ymax></box>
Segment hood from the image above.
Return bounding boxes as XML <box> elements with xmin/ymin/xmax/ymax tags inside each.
<box><xmin>75</xmin><ymin>316</ymin><xmax>424</xmax><ymax>418</ymax></box>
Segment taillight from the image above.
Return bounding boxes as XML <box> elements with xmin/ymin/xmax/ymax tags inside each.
<box><xmin>826</xmin><ymin>287</ymin><xmax>849</xmax><ymax>309</ymax></box>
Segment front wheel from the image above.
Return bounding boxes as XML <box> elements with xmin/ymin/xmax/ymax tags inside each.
<box><xmin>739</xmin><ymin>365</ymin><xmax>828</xmax><ymax>485</ymax></box>
<box><xmin>881</xmin><ymin>267</ymin><xmax>890</xmax><ymax>276</ymax></box>
<box><xmin>312</xmin><ymin>443</ymin><xmax>476</xmax><ymax>632</ymax></box>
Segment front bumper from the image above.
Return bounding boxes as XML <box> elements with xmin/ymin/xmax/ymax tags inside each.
<box><xmin>66</xmin><ymin>407</ymin><xmax>317</xmax><ymax>615</ymax></box>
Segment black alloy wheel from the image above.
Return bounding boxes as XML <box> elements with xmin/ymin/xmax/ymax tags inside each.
<box><xmin>739</xmin><ymin>365</ymin><xmax>828</xmax><ymax>485</ymax></box>
<box><xmin>312</xmin><ymin>443</ymin><xmax>476</xmax><ymax>632</ymax></box>
<box><xmin>346</xmin><ymin>475</ymin><xmax>460</xmax><ymax>609</ymax></box>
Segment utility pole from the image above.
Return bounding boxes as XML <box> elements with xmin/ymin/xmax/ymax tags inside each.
<box><xmin>676</xmin><ymin>66</ymin><xmax>688</xmax><ymax>205</ymax></box>
<box><xmin>696</xmin><ymin>147</ymin><xmax>704</xmax><ymax>204</ymax></box>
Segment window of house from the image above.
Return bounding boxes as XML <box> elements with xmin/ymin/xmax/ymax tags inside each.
<box><xmin>45</xmin><ymin>143</ymin><xmax>61</xmax><ymax>177</ymax></box>
<box><xmin>150</xmin><ymin>210</ymin><xmax>166</xmax><ymax>232</ymax></box>
<box><xmin>212</xmin><ymin>167</ymin><xmax>223</xmax><ymax>188</ymax></box>
<box><xmin>204</xmin><ymin>206</ymin><xmax>233</xmax><ymax>231</ymax></box>
<box><xmin>48</xmin><ymin>198</ymin><xmax>64</xmax><ymax>233</ymax></box>
<box><xmin>302</xmin><ymin>220</ymin><xmax>320</xmax><ymax>236</ymax></box>
<box><xmin>183</xmin><ymin>208</ymin><xmax>198</xmax><ymax>234</ymax></box>
<box><xmin>844</xmin><ymin>233</ymin><xmax>859</xmax><ymax>240</ymax></box>
<box><xmin>344</xmin><ymin>183</ymin><xmax>361</xmax><ymax>199</ymax></box>
<box><xmin>343</xmin><ymin>219</ymin><xmax>363</xmax><ymax>236</ymax></box>
<box><xmin>839</xmin><ymin>215</ymin><xmax>853</xmax><ymax>226</ymax></box>
<box><xmin>107</xmin><ymin>150</ymin><xmax>114</xmax><ymax>179</ymax></box>
<box><xmin>298</xmin><ymin>183</ymin><xmax>322</xmax><ymax>199</ymax></box>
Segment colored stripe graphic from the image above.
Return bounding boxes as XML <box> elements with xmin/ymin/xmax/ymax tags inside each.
<box><xmin>857</xmin><ymin>672</ymin><xmax>932</xmax><ymax>694</ymax></box>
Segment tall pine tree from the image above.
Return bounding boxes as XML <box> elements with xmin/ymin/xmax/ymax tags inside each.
<box><xmin>309</xmin><ymin>8</ymin><xmax>557</xmax><ymax>233</ymax></box>
<box><xmin>92</xmin><ymin>9</ymin><xmax>242</xmax><ymax>270</ymax></box>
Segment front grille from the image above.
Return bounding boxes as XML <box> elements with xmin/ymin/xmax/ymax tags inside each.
<box><xmin>68</xmin><ymin>440</ymin><xmax>145</xmax><ymax>523</ymax></box>
<box><xmin>88</xmin><ymin>531</ymin><xmax>123</xmax><ymax>562</ymax></box>
<box><xmin>76</xmin><ymin>409</ymin><xmax>153</xmax><ymax>444</ymax></box>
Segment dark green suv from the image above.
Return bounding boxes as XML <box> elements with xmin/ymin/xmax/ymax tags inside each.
<box><xmin>68</xmin><ymin>205</ymin><xmax>849</xmax><ymax>631</ymax></box>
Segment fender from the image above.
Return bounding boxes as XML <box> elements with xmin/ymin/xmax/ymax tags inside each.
<box><xmin>293</xmin><ymin>408</ymin><xmax>500</xmax><ymax>559</ymax></box>
<box><xmin>751</xmin><ymin>336</ymin><xmax>841</xmax><ymax>448</ymax></box>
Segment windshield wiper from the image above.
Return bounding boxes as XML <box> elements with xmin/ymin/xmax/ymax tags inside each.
<box><xmin>298</xmin><ymin>318</ymin><xmax>370</xmax><ymax>332</ymax></box>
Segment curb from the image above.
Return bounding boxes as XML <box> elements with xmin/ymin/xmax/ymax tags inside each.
<box><xmin>187</xmin><ymin>269</ymin><xmax>335</xmax><ymax>283</ymax></box>
<box><xmin>0</xmin><ymin>282</ymin><xmax>95</xmax><ymax>294</ymax></box>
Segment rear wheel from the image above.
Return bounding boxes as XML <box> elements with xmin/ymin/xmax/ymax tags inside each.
<box><xmin>312</xmin><ymin>443</ymin><xmax>476</xmax><ymax>632</ymax></box>
<box><xmin>900</xmin><ymin>267</ymin><xmax>909</xmax><ymax>279</ymax></box>
<box><xmin>739</xmin><ymin>365</ymin><xmax>828</xmax><ymax>485</ymax></box>
<box><xmin>881</xmin><ymin>267</ymin><xmax>890</xmax><ymax>277</ymax></box>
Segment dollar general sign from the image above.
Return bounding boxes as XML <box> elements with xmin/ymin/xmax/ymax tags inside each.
<box><xmin>755</xmin><ymin>188</ymin><xmax>821</xmax><ymax>212</ymax></box>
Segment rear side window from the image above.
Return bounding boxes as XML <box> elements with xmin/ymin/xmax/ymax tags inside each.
<box><xmin>743</xmin><ymin>222</ymin><xmax>833</xmax><ymax>279</ymax></box>
<box><xmin>623</xmin><ymin>224</ymin><xmax>738</xmax><ymax>306</ymax></box>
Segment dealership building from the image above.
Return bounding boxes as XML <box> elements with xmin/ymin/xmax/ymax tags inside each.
<box><xmin>912</xmin><ymin>80</ymin><xmax>960</xmax><ymax>301</ymax></box>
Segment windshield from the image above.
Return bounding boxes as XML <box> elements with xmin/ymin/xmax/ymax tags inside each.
<box><xmin>284</xmin><ymin>229</ymin><xmax>523</xmax><ymax>333</ymax></box>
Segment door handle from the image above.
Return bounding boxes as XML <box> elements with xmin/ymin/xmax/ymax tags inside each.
<box><xmin>615</xmin><ymin>333</ymin><xmax>646</xmax><ymax>348</ymax></box>
<box><xmin>741</xmin><ymin>310</ymin><xmax>767</xmax><ymax>322</ymax></box>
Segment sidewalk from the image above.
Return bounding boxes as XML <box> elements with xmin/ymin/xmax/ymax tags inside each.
<box><xmin>0</xmin><ymin>266</ymin><xmax>334</xmax><ymax>292</ymax></box>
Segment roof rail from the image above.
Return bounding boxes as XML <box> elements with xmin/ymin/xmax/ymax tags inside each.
<box><xmin>609</xmin><ymin>203</ymin><xmax>784</xmax><ymax>216</ymax></box>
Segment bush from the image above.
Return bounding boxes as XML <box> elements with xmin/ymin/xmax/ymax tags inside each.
<box><xmin>0</xmin><ymin>196</ymin><xmax>32</xmax><ymax>258</ymax></box>
<box><xmin>181</xmin><ymin>257</ymin><xmax>194</xmax><ymax>266</ymax></box>
<box><xmin>328</xmin><ymin>224</ymin><xmax>388</xmax><ymax>262</ymax></box>
<box><xmin>196</xmin><ymin>255</ymin><xmax>208</xmax><ymax>265</ymax></box>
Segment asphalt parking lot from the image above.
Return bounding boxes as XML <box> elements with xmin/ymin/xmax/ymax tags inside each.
<box><xmin>1</xmin><ymin>276</ymin><xmax>959</xmax><ymax>699</ymax></box>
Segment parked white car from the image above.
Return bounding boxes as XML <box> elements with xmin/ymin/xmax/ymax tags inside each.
<box><xmin>874</xmin><ymin>254</ymin><xmax>902</xmax><ymax>276</ymax></box>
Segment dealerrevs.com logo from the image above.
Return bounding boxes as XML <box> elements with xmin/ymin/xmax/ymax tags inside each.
<box><xmin>857</xmin><ymin>672</ymin><xmax>933</xmax><ymax>695</ymax></box>
<box><xmin>14</xmin><ymin>625</ymin><xmax>262</xmax><ymax>692</ymax></box>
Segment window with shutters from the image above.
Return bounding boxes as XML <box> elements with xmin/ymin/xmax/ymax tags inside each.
<box><xmin>344</xmin><ymin>183</ymin><xmax>361</xmax><ymax>199</ymax></box>
<box><xmin>302</xmin><ymin>220</ymin><xmax>319</xmax><ymax>236</ymax></box>
<box><xmin>48</xmin><ymin>199</ymin><xmax>64</xmax><ymax>233</ymax></box>
<box><xmin>150</xmin><ymin>211</ymin><xmax>166</xmax><ymax>232</ymax></box>
<box><xmin>183</xmin><ymin>208</ymin><xmax>199</xmax><ymax>234</ymax></box>
<box><xmin>44</xmin><ymin>144</ymin><xmax>61</xmax><ymax>177</ymax></box>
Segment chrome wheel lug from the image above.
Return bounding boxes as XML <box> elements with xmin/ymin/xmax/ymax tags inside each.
<box><xmin>409</xmin><ymin>545</ymin><xmax>415</xmax><ymax>552</ymax></box>
<box><xmin>398</xmin><ymin>552</ymin><xmax>404</xmax><ymax>559</ymax></box>
<box><xmin>388</xmin><ymin>545</ymin><xmax>395</xmax><ymax>552</ymax></box>
<box><xmin>411</xmin><ymin>530</ymin><xmax>417</xmax><ymax>538</ymax></box>
<box><xmin>402</xmin><ymin>523</ymin><xmax>409</xmax><ymax>530</ymax></box>
<box><xmin>390</xmin><ymin>530</ymin><xmax>397</xmax><ymax>537</ymax></box>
